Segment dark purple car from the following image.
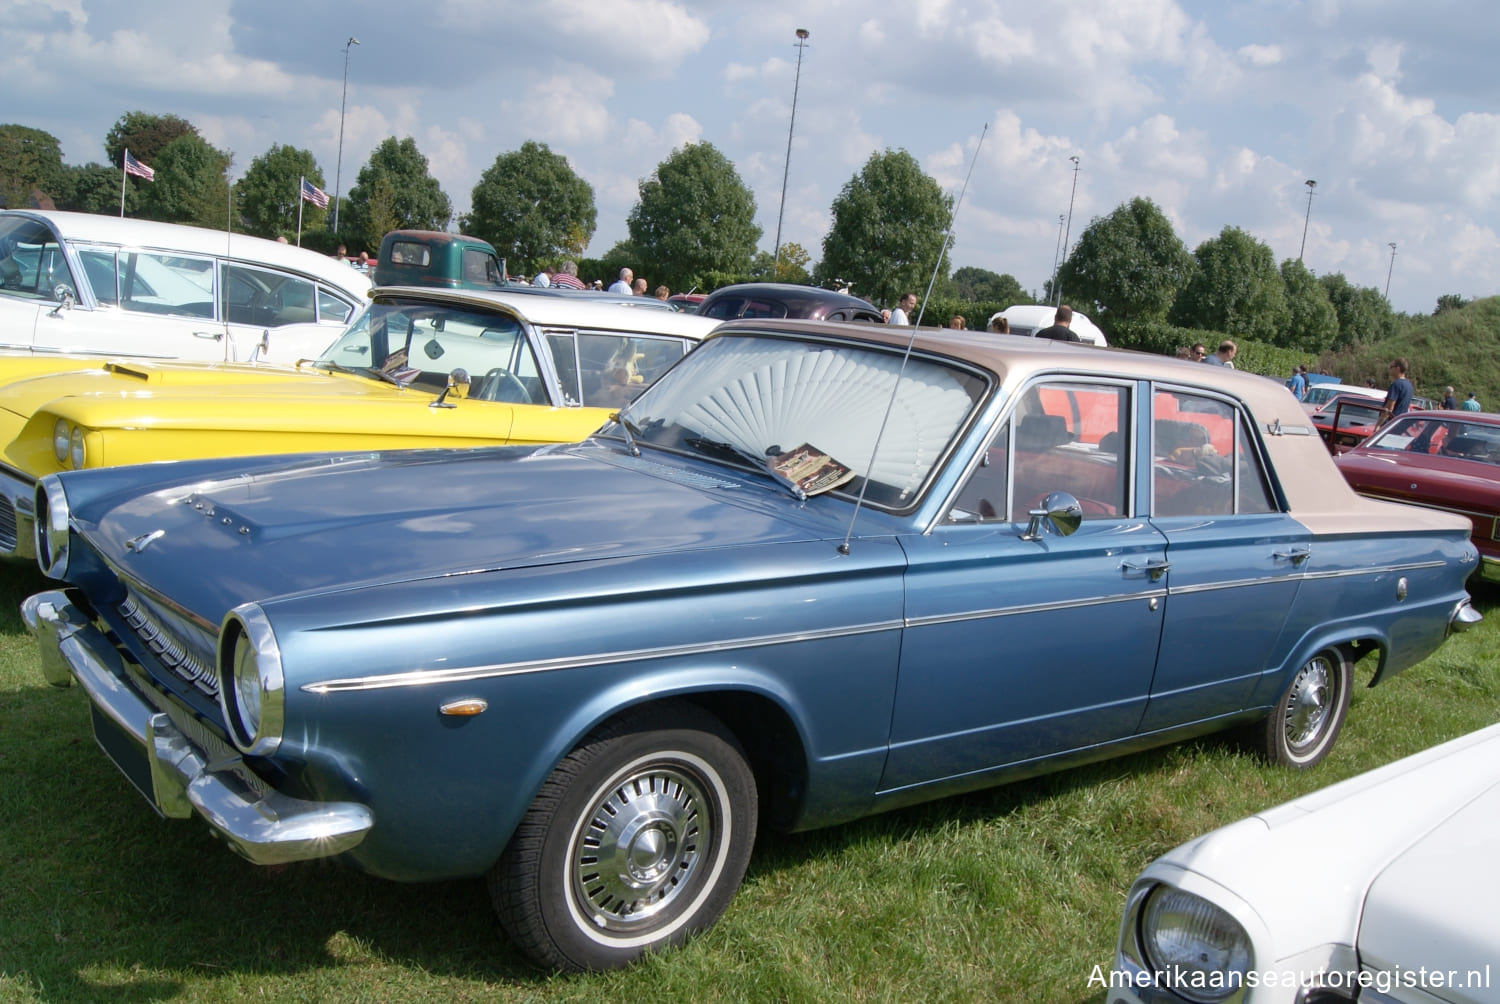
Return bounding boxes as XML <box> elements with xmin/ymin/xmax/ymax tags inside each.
<box><xmin>698</xmin><ymin>283</ymin><xmax>884</xmax><ymax>323</ymax></box>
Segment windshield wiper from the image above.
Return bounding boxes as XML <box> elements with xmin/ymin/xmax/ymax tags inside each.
<box><xmin>684</xmin><ymin>436</ymin><xmax>807</xmax><ymax>500</ymax></box>
<box><xmin>611</xmin><ymin>408</ymin><xmax>642</xmax><ymax>457</ymax></box>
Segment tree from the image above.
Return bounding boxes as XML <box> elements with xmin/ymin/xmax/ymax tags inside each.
<box><xmin>342</xmin><ymin>137</ymin><xmax>453</xmax><ymax>253</ymax></box>
<box><xmin>461</xmin><ymin>141</ymin><xmax>596</xmax><ymax>274</ymax></box>
<box><xmin>57</xmin><ymin>163</ymin><xmax>133</xmax><ymax>215</ymax></box>
<box><xmin>817</xmin><ymin>150</ymin><xmax>951</xmax><ymax>308</ymax></box>
<box><xmin>748</xmin><ymin>242</ymin><xmax>812</xmax><ymax>283</ymax></box>
<box><xmin>1170</xmin><ymin>226</ymin><xmax>1289</xmax><ymax>342</ymax></box>
<box><xmin>1056</xmin><ymin>197</ymin><xmax>1193</xmax><ymax>326</ymax></box>
<box><xmin>236</xmin><ymin>145</ymin><xmax>326</xmax><ymax>240</ymax></box>
<box><xmin>1318</xmin><ymin>272</ymin><xmax>1396</xmax><ymax>349</ymax></box>
<box><xmin>1435</xmin><ymin>293</ymin><xmax>1470</xmax><ymax>315</ymax></box>
<box><xmin>0</xmin><ymin>125</ymin><xmax>67</xmax><ymax>209</ymax></box>
<box><xmin>949</xmin><ymin>266</ymin><xmax>1027</xmax><ymax>306</ymax></box>
<box><xmin>137</xmin><ymin>133</ymin><xmax>232</xmax><ymax>228</ymax></box>
<box><xmin>104</xmin><ymin>111</ymin><xmax>198</xmax><ymax>169</ymax></box>
<box><xmin>626</xmin><ymin>142</ymin><xmax>760</xmax><ymax>293</ymax></box>
<box><xmin>1277</xmin><ymin>258</ymin><xmax>1338</xmax><ymax>352</ymax></box>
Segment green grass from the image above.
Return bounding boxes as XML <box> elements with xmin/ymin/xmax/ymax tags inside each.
<box><xmin>2</xmin><ymin>563</ymin><xmax>1496</xmax><ymax>1003</ymax></box>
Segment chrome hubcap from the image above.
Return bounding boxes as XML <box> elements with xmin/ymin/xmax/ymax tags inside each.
<box><xmin>1284</xmin><ymin>657</ymin><xmax>1331</xmax><ymax>750</ymax></box>
<box><xmin>570</xmin><ymin>765</ymin><xmax>708</xmax><ymax>931</ymax></box>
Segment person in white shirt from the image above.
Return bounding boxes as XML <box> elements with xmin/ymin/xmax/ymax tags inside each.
<box><xmin>888</xmin><ymin>291</ymin><xmax>916</xmax><ymax>325</ymax></box>
<box><xmin>607</xmin><ymin>267</ymin><xmax>633</xmax><ymax>294</ymax></box>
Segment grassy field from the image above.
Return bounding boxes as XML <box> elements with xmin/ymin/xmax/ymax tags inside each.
<box><xmin>2</xmin><ymin>563</ymin><xmax>1496</xmax><ymax>1004</ymax></box>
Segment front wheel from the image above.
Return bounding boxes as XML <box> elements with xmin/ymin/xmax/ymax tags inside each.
<box><xmin>491</xmin><ymin>702</ymin><xmax>757</xmax><ymax>972</ymax></box>
<box><xmin>1256</xmin><ymin>648</ymin><xmax>1351</xmax><ymax>768</ymax></box>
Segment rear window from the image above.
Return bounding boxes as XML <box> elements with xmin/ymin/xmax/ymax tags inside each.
<box><xmin>388</xmin><ymin>242</ymin><xmax>432</xmax><ymax>267</ymax></box>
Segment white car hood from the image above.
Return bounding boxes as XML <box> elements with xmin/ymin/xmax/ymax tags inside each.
<box><xmin>1358</xmin><ymin>782</ymin><xmax>1500</xmax><ymax>1002</ymax></box>
<box><xmin>1147</xmin><ymin>723</ymin><xmax>1500</xmax><ymax>982</ymax></box>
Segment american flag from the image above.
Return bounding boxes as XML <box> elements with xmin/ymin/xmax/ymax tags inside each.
<box><xmin>122</xmin><ymin>149</ymin><xmax>154</xmax><ymax>181</ymax></box>
<box><xmin>300</xmin><ymin>176</ymin><xmax>329</xmax><ymax>209</ymax></box>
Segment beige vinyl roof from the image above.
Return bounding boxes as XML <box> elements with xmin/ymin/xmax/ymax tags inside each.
<box><xmin>713</xmin><ymin>319</ymin><xmax>1469</xmax><ymax>537</ymax></box>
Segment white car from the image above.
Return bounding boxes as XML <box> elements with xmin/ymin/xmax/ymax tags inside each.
<box><xmin>0</xmin><ymin>210</ymin><xmax>371</xmax><ymax>365</ymax></box>
<box><xmin>1109</xmin><ymin>722</ymin><xmax>1500</xmax><ymax>1003</ymax></box>
<box><xmin>1301</xmin><ymin>382</ymin><xmax>1386</xmax><ymax>413</ymax></box>
<box><xmin>990</xmin><ymin>304</ymin><xmax>1108</xmax><ymax>346</ymax></box>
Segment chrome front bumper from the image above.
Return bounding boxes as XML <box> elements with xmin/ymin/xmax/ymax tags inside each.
<box><xmin>0</xmin><ymin>467</ymin><xmax>36</xmax><ymax>559</ymax></box>
<box><xmin>22</xmin><ymin>590</ymin><xmax>373</xmax><ymax>865</ymax></box>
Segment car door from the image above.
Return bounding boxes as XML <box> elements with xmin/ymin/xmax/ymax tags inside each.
<box><xmin>1138</xmin><ymin>386</ymin><xmax>1307</xmax><ymax>731</ymax></box>
<box><xmin>0</xmin><ymin>214</ymin><xmax>70</xmax><ymax>350</ymax></box>
<box><xmin>33</xmin><ymin>245</ymin><xmax>232</xmax><ymax>360</ymax></box>
<box><xmin>884</xmin><ymin>379</ymin><xmax>1169</xmax><ymax>791</ymax></box>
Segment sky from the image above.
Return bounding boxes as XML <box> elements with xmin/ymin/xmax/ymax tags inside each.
<box><xmin>7</xmin><ymin>0</ymin><xmax>1500</xmax><ymax>314</ymax></box>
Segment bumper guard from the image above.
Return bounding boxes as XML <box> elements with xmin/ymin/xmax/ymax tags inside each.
<box><xmin>22</xmin><ymin>590</ymin><xmax>373</xmax><ymax>865</ymax></box>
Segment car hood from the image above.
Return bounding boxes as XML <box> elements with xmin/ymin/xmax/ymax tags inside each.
<box><xmin>1337</xmin><ymin>450</ymin><xmax>1500</xmax><ymax>497</ymax></box>
<box><xmin>0</xmin><ymin>360</ymin><xmax>418</xmax><ymax>420</ymax></box>
<box><xmin>1145</xmin><ymin>723</ymin><xmax>1500</xmax><ymax>974</ymax></box>
<box><xmin>1356</xmin><ymin>781</ymin><xmax>1500</xmax><ymax>998</ymax></box>
<box><xmin>73</xmin><ymin>443</ymin><xmax>843</xmax><ymax>618</ymax></box>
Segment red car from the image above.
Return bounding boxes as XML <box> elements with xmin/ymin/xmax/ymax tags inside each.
<box><xmin>1310</xmin><ymin>393</ymin><xmax>1387</xmax><ymax>453</ymax></box>
<box><xmin>1334</xmin><ymin>409</ymin><xmax>1500</xmax><ymax>578</ymax></box>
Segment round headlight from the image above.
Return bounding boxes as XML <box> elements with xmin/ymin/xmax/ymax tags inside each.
<box><xmin>68</xmin><ymin>427</ymin><xmax>86</xmax><ymax>469</ymax></box>
<box><xmin>217</xmin><ymin>604</ymin><xmax>285</xmax><ymax>756</ymax></box>
<box><xmin>53</xmin><ymin>418</ymin><xmax>71</xmax><ymax>463</ymax></box>
<box><xmin>1139</xmin><ymin>886</ymin><xmax>1252</xmax><ymax>1003</ymax></box>
<box><xmin>35</xmin><ymin>476</ymin><xmax>71</xmax><ymax>579</ymax></box>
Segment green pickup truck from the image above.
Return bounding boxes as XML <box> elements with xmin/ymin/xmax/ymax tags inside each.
<box><xmin>372</xmin><ymin>231</ymin><xmax>505</xmax><ymax>288</ymax></box>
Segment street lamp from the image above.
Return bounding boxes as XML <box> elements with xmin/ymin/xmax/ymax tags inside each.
<box><xmin>1056</xmin><ymin>155</ymin><xmax>1080</xmax><ymax>306</ymax></box>
<box><xmin>1385</xmin><ymin>242</ymin><xmax>1397</xmax><ymax>299</ymax></box>
<box><xmin>332</xmin><ymin>36</ymin><xmax>359</xmax><ymax>234</ymax></box>
<box><xmin>1298</xmin><ymin>179</ymin><xmax>1316</xmax><ymax>261</ymax></box>
<box><xmin>1049</xmin><ymin>213</ymin><xmax>1064</xmax><ymax>300</ymax></box>
<box><xmin>773</xmin><ymin>28</ymin><xmax>811</xmax><ymax>276</ymax></box>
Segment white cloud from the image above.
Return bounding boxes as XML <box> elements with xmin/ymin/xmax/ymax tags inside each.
<box><xmin>1238</xmin><ymin>43</ymin><xmax>1282</xmax><ymax>66</ymax></box>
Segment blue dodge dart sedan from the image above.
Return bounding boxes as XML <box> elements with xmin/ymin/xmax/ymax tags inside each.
<box><xmin>24</xmin><ymin>320</ymin><xmax>1481</xmax><ymax>971</ymax></box>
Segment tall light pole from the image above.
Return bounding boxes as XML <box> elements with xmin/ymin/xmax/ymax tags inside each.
<box><xmin>1298</xmin><ymin>179</ymin><xmax>1316</xmax><ymax>261</ymax></box>
<box><xmin>1049</xmin><ymin>213</ymin><xmax>1065</xmax><ymax>300</ymax></box>
<box><xmin>1056</xmin><ymin>155</ymin><xmax>1080</xmax><ymax>305</ymax></box>
<box><xmin>774</xmin><ymin>28</ymin><xmax>810</xmax><ymax>276</ymax></box>
<box><xmin>1385</xmin><ymin>242</ymin><xmax>1397</xmax><ymax>299</ymax></box>
<box><xmin>332</xmin><ymin>36</ymin><xmax>359</xmax><ymax>234</ymax></box>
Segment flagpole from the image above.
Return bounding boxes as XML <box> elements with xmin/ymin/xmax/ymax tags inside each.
<box><xmin>119</xmin><ymin>149</ymin><xmax>128</xmax><ymax>218</ymax></box>
<box><xmin>296</xmin><ymin>176</ymin><xmax>305</xmax><ymax>246</ymax></box>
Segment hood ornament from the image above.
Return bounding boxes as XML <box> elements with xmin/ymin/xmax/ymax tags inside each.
<box><xmin>125</xmin><ymin>529</ymin><xmax>166</xmax><ymax>553</ymax></box>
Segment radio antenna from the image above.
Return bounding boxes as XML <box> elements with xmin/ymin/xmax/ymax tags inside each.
<box><xmin>838</xmin><ymin>122</ymin><xmax>989</xmax><ymax>555</ymax></box>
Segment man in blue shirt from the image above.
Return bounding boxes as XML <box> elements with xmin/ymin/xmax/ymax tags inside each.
<box><xmin>1286</xmin><ymin>365</ymin><xmax>1308</xmax><ymax>401</ymax></box>
<box><xmin>1380</xmin><ymin>358</ymin><xmax>1413</xmax><ymax>424</ymax></box>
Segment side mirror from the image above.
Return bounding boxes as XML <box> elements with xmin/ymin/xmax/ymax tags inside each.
<box><xmin>430</xmin><ymin>368</ymin><xmax>471</xmax><ymax>409</ymax></box>
<box><xmin>1021</xmin><ymin>491</ymin><xmax>1083</xmax><ymax>541</ymax></box>
<box><xmin>47</xmin><ymin>287</ymin><xmax>75</xmax><ymax>317</ymax></box>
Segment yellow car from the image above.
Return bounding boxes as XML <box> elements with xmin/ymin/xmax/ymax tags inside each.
<box><xmin>0</xmin><ymin>287</ymin><xmax>717</xmax><ymax>557</ymax></box>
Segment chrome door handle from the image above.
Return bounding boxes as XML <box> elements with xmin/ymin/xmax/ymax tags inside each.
<box><xmin>192</xmin><ymin>330</ymin><xmax>224</xmax><ymax>341</ymax></box>
<box><xmin>1122</xmin><ymin>558</ymin><xmax>1171</xmax><ymax>581</ymax></box>
<box><xmin>1273</xmin><ymin>546</ymin><xmax>1312</xmax><ymax>564</ymax></box>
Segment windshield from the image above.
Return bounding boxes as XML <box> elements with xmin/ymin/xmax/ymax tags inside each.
<box><xmin>317</xmin><ymin>298</ymin><xmax>547</xmax><ymax>403</ymax></box>
<box><xmin>619</xmin><ymin>333</ymin><xmax>988</xmax><ymax>508</ymax></box>
<box><xmin>1368</xmin><ymin>416</ymin><xmax>1500</xmax><ymax>465</ymax></box>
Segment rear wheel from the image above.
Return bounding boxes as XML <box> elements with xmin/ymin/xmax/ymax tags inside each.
<box><xmin>1256</xmin><ymin>648</ymin><xmax>1351</xmax><ymax>768</ymax></box>
<box><xmin>491</xmin><ymin>702</ymin><xmax>757</xmax><ymax>972</ymax></box>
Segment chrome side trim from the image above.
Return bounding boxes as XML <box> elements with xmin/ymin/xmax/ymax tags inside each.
<box><xmin>904</xmin><ymin>589</ymin><xmax>1166</xmax><ymax>629</ymax></box>
<box><xmin>1297</xmin><ymin>559</ymin><xmax>1447</xmax><ymax>581</ymax></box>
<box><xmin>303</xmin><ymin>617</ymin><xmax>906</xmax><ymax>694</ymax></box>
<box><xmin>25</xmin><ymin>590</ymin><xmax>372</xmax><ymax>864</ymax></box>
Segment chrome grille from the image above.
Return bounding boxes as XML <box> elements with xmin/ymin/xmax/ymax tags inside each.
<box><xmin>0</xmin><ymin>495</ymin><xmax>16</xmax><ymax>552</ymax></box>
<box><xmin>118</xmin><ymin>588</ymin><xmax>219</xmax><ymax>697</ymax></box>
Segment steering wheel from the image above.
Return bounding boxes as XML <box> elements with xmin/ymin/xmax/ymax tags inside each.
<box><xmin>476</xmin><ymin>367</ymin><xmax>530</xmax><ymax>403</ymax></box>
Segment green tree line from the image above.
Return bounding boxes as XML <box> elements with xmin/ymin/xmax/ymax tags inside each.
<box><xmin>4</xmin><ymin>114</ymin><xmax>1484</xmax><ymax>379</ymax></box>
